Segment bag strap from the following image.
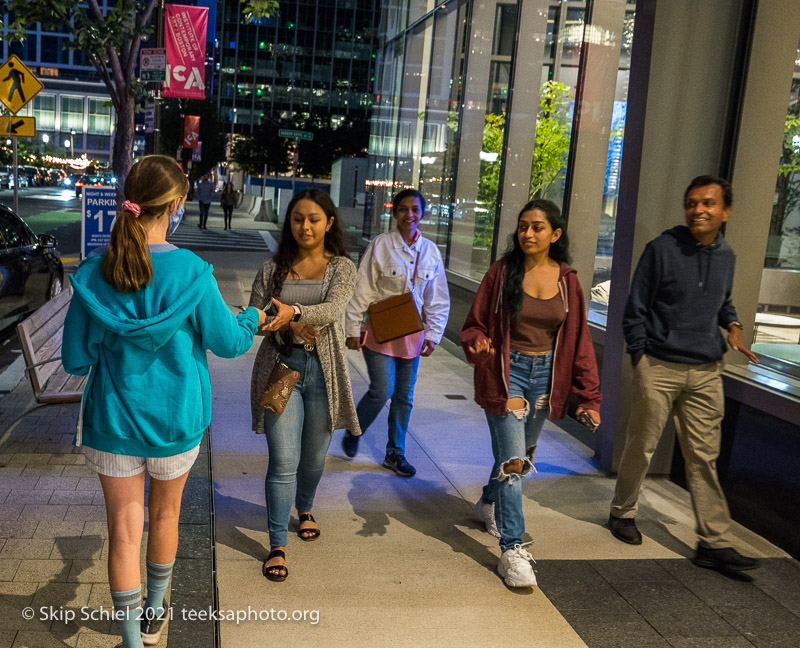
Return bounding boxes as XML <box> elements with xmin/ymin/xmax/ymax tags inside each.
<box><xmin>408</xmin><ymin>250</ymin><xmax>421</xmax><ymax>295</ymax></box>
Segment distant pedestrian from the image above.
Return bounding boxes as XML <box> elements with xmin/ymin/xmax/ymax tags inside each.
<box><xmin>62</xmin><ymin>155</ymin><xmax>292</xmax><ymax>648</ymax></box>
<box><xmin>461</xmin><ymin>198</ymin><xmax>601</xmax><ymax>588</ymax></box>
<box><xmin>194</xmin><ymin>173</ymin><xmax>215</xmax><ymax>229</ymax></box>
<box><xmin>221</xmin><ymin>181</ymin><xmax>237</xmax><ymax>230</ymax></box>
<box><xmin>609</xmin><ymin>175</ymin><xmax>760</xmax><ymax>576</ymax></box>
<box><xmin>249</xmin><ymin>188</ymin><xmax>360</xmax><ymax>583</ymax></box>
<box><xmin>342</xmin><ymin>189</ymin><xmax>450</xmax><ymax>477</ymax></box>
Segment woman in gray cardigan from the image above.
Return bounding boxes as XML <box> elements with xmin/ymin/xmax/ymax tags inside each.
<box><xmin>248</xmin><ymin>189</ymin><xmax>360</xmax><ymax>582</ymax></box>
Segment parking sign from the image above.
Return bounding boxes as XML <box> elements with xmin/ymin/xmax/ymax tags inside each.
<box><xmin>82</xmin><ymin>187</ymin><xmax>117</xmax><ymax>258</ymax></box>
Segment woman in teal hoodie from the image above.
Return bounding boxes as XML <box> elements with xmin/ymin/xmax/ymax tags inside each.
<box><xmin>62</xmin><ymin>155</ymin><xmax>292</xmax><ymax>648</ymax></box>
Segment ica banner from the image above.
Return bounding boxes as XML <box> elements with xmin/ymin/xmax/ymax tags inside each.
<box><xmin>164</xmin><ymin>4</ymin><xmax>208</xmax><ymax>99</ymax></box>
<box><xmin>184</xmin><ymin>115</ymin><xmax>200</xmax><ymax>148</ymax></box>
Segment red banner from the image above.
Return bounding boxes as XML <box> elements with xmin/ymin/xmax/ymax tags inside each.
<box><xmin>183</xmin><ymin>115</ymin><xmax>200</xmax><ymax>149</ymax></box>
<box><xmin>163</xmin><ymin>5</ymin><xmax>208</xmax><ymax>99</ymax></box>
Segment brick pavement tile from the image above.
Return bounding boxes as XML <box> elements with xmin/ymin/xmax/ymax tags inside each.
<box><xmin>0</xmin><ymin>507</ymin><xmax>23</xmax><ymax>522</ymax></box>
<box><xmin>1</xmin><ymin>539</ymin><xmax>55</xmax><ymax>559</ymax></box>
<box><xmin>91</xmin><ymin>492</ymin><xmax>106</xmax><ymax>507</ymax></box>
<box><xmin>50</xmin><ymin>538</ymin><xmax>103</xmax><ymax>560</ymax></box>
<box><xmin>0</xmin><ymin>490</ymin><xmax>9</xmax><ymax>504</ymax></box>
<box><xmin>9</xmin><ymin>630</ymin><xmax>76</xmax><ymax>647</ymax></box>
<box><xmin>7</xmin><ymin>454</ymin><xmax>53</xmax><ymax>466</ymax></box>
<box><xmin>52</xmin><ymin>619</ymin><xmax>111</xmax><ymax>647</ymax></box>
<box><xmin>67</xmin><ymin>560</ymin><xmax>108</xmax><ymax>584</ymax></box>
<box><xmin>6</xmin><ymin>490</ymin><xmax>54</xmax><ymax>505</ymax></box>
<box><xmin>74</xmin><ymin>630</ymin><xmax>119</xmax><ymax>647</ymax></box>
<box><xmin>0</xmin><ymin>580</ymin><xmax>37</xmax><ymax>597</ymax></box>
<box><xmin>35</xmin><ymin>444</ymin><xmax>74</xmax><ymax>455</ymax></box>
<box><xmin>35</xmin><ymin>476</ymin><xmax>80</xmax><ymax>491</ymax></box>
<box><xmin>0</xmin><ymin>443</ymin><xmax>39</xmax><ymax>454</ymax></box>
<box><xmin>20</xmin><ymin>465</ymin><xmax>64</xmax><ymax>477</ymax></box>
<box><xmin>0</xmin><ymin>522</ymin><xmax>37</xmax><ymax>539</ymax></box>
<box><xmin>75</xmin><ymin>477</ymin><xmax>101</xmax><ymax>491</ymax></box>
<box><xmin>86</xmin><ymin>584</ymin><xmax>112</xmax><ymax>609</ymax></box>
<box><xmin>0</xmin><ymin>631</ymin><xmax>16</xmax><ymax>648</ymax></box>
<box><xmin>13</xmin><ymin>559</ymin><xmax>71</xmax><ymax>583</ymax></box>
<box><xmin>61</xmin><ymin>466</ymin><xmax>96</xmax><ymax>478</ymax></box>
<box><xmin>49</xmin><ymin>455</ymin><xmax>86</xmax><ymax>466</ymax></box>
<box><xmin>33</xmin><ymin>521</ymin><xmax>85</xmax><ymax>539</ymax></box>
<box><xmin>65</xmin><ymin>506</ymin><xmax>106</xmax><ymax>522</ymax></box>
<box><xmin>31</xmin><ymin>582</ymin><xmax>92</xmax><ymax>608</ymax></box>
<box><xmin>0</xmin><ymin>476</ymin><xmax>36</xmax><ymax>490</ymax></box>
<box><xmin>18</xmin><ymin>505</ymin><xmax>67</xmax><ymax>522</ymax></box>
<box><xmin>49</xmin><ymin>491</ymin><xmax>96</xmax><ymax>506</ymax></box>
<box><xmin>81</xmin><ymin>523</ymin><xmax>108</xmax><ymax>540</ymax></box>
<box><xmin>0</xmin><ymin>559</ymin><xmax>19</xmax><ymax>581</ymax></box>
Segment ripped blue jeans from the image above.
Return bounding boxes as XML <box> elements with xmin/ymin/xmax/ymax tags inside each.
<box><xmin>482</xmin><ymin>350</ymin><xmax>552</xmax><ymax>551</ymax></box>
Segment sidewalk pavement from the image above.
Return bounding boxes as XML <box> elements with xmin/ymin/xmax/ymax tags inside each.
<box><xmin>0</xmin><ymin>233</ymin><xmax>797</xmax><ymax>647</ymax></box>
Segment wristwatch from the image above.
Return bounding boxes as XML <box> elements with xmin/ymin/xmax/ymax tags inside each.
<box><xmin>728</xmin><ymin>321</ymin><xmax>743</xmax><ymax>331</ymax></box>
<box><xmin>291</xmin><ymin>305</ymin><xmax>301</xmax><ymax>322</ymax></box>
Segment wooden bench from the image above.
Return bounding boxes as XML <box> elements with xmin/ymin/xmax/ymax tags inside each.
<box><xmin>16</xmin><ymin>279</ymin><xmax>87</xmax><ymax>405</ymax></box>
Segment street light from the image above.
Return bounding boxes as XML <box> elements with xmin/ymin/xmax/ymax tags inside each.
<box><xmin>64</xmin><ymin>140</ymin><xmax>71</xmax><ymax>157</ymax></box>
<box><xmin>70</xmin><ymin>129</ymin><xmax>76</xmax><ymax>154</ymax></box>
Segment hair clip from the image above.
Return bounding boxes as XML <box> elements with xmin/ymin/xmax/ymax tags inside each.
<box><xmin>121</xmin><ymin>200</ymin><xmax>141</xmax><ymax>217</ymax></box>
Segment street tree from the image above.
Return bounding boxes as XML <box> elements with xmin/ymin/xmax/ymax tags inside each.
<box><xmin>2</xmin><ymin>0</ymin><xmax>279</xmax><ymax>192</ymax></box>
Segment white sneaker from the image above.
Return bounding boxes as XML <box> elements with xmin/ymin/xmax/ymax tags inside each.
<box><xmin>474</xmin><ymin>498</ymin><xmax>501</xmax><ymax>538</ymax></box>
<box><xmin>497</xmin><ymin>544</ymin><xmax>537</xmax><ymax>587</ymax></box>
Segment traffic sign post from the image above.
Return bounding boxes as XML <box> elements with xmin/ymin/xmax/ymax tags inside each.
<box><xmin>0</xmin><ymin>55</ymin><xmax>43</xmax><ymax>114</ymax></box>
<box><xmin>82</xmin><ymin>187</ymin><xmax>117</xmax><ymax>259</ymax></box>
<box><xmin>0</xmin><ymin>55</ymin><xmax>43</xmax><ymax>215</ymax></box>
<box><xmin>0</xmin><ymin>116</ymin><xmax>35</xmax><ymax>138</ymax></box>
<box><xmin>140</xmin><ymin>48</ymin><xmax>167</xmax><ymax>83</ymax></box>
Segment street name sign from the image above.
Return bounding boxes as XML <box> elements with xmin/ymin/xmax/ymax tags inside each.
<box><xmin>0</xmin><ymin>55</ymin><xmax>43</xmax><ymax>114</ymax></box>
<box><xmin>0</xmin><ymin>116</ymin><xmax>35</xmax><ymax>138</ymax></box>
<box><xmin>278</xmin><ymin>128</ymin><xmax>314</xmax><ymax>141</ymax></box>
<box><xmin>82</xmin><ymin>186</ymin><xmax>117</xmax><ymax>259</ymax></box>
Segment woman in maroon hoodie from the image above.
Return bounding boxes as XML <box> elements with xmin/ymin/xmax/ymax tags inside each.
<box><xmin>461</xmin><ymin>199</ymin><xmax>602</xmax><ymax>588</ymax></box>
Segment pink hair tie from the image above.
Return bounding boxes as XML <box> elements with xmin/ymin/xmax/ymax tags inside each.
<box><xmin>121</xmin><ymin>200</ymin><xmax>141</xmax><ymax>217</ymax></box>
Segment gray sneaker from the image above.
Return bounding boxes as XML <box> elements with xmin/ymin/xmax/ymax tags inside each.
<box><xmin>382</xmin><ymin>454</ymin><xmax>416</xmax><ymax>477</ymax></box>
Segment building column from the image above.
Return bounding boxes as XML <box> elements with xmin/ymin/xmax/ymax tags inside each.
<box><xmin>596</xmin><ymin>0</ymin><xmax>747</xmax><ymax>472</ymax></box>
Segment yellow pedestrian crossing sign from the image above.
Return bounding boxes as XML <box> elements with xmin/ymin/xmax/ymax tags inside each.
<box><xmin>0</xmin><ymin>55</ymin><xmax>43</xmax><ymax>114</ymax></box>
<box><xmin>0</xmin><ymin>116</ymin><xmax>36</xmax><ymax>138</ymax></box>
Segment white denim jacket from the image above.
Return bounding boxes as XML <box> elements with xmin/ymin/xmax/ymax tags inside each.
<box><xmin>345</xmin><ymin>231</ymin><xmax>450</xmax><ymax>343</ymax></box>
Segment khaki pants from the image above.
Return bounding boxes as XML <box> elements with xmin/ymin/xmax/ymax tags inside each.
<box><xmin>611</xmin><ymin>355</ymin><xmax>732</xmax><ymax>548</ymax></box>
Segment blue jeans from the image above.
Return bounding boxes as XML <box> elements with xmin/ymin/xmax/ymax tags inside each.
<box><xmin>356</xmin><ymin>347</ymin><xmax>420</xmax><ymax>458</ymax></box>
<box><xmin>482</xmin><ymin>350</ymin><xmax>552</xmax><ymax>552</ymax></box>
<box><xmin>198</xmin><ymin>201</ymin><xmax>210</xmax><ymax>227</ymax></box>
<box><xmin>263</xmin><ymin>346</ymin><xmax>332</xmax><ymax>547</ymax></box>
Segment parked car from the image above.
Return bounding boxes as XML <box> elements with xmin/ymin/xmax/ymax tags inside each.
<box><xmin>0</xmin><ymin>203</ymin><xmax>64</xmax><ymax>332</ymax></box>
<box><xmin>0</xmin><ymin>167</ymin><xmax>9</xmax><ymax>190</ymax></box>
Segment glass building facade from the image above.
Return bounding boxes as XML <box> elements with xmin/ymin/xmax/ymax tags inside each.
<box><xmin>0</xmin><ymin>5</ymin><xmax>116</xmax><ymax>161</ymax></box>
<box><xmin>215</xmin><ymin>0</ymin><xmax>379</xmax><ymax>133</ymax></box>
<box><xmin>363</xmin><ymin>1</ymin><xmax>800</xmax><ymax>555</ymax></box>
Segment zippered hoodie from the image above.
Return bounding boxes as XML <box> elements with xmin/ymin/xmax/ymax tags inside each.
<box><xmin>461</xmin><ymin>260</ymin><xmax>601</xmax><ymax>419</ymax></box>
<box><xmin>62</xmin><ymin>248</ymin><xmax>260</xmax><ymax>457</ymax></box>
<box><xmin>623</xmin><ymin>225</ymin><xmax>738</xmax><ymax>366</ymax></box>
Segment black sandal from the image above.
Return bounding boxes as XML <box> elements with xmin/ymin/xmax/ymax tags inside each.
<box><xmin>297</xmin><ymin>513</ymin><xmax>321</xmax><ymax>541</ymax></box>
<box><xmin>262</xmin><ymin>549</ymin><xmax>288</xmax><ymax>582</ymax></box>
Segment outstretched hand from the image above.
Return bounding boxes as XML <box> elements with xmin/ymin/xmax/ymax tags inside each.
<box><xmin>262</xmin><ymin>298</ymin><xmax>294</xmax><ymax>332</ymax></box>
<box><xmin>727</xmin><ymin>327</ymin><xmax>759</xmax><ymax>364</ymax></box>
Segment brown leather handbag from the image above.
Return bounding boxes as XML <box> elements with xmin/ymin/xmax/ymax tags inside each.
<box><xmin>367</xmin><ymin>250</ymin><xmax>423</xmax><ymax>344</ymax></box>
<box><xmin>259</xmin><ymin>360</ymin><xmax>300</xmax><ymax>415</ymax></box>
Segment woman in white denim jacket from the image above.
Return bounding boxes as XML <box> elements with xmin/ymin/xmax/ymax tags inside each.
<box><xmin>343</xmin><ymin>189</ymin><xmax>450</xmax><ymax>476</ymax></box>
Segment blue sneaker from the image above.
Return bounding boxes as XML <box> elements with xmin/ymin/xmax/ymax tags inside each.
<box><xmin>382</xmin><ymin>454</ymin><xmax>416</xmax><ymax>477</ymax></box>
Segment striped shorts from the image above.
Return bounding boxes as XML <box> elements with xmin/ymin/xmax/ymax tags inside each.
<box><xmin>83</xmin><ymin>443</ymin><xmax>201</xmax><ymax>481</ymax></box>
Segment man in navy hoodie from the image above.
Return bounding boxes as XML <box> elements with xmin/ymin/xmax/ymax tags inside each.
<box><xmin>608</xmin><ymin>175</ymin><xmax>760</xmax><ymax>575</ymax></box>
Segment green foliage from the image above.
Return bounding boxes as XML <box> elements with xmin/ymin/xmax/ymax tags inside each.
<box><xmin>770</xmin><ymin>79</ymin><xmax>800</xmax><ymax>264</ymax></box>
<box><xmin>231</xmin><ymin>123</ymin><xmax>292</xmax><ymax>177</ymax></box>
<box><xmin>474</xmin><ymin>113</ymin><xmax>505</xmax><ymax>249</ymax></box>
<box><xmin>530</xmin><ymin>80</ymin><xmax>574</xmax><ymax>200</ymax></box>
<box><xmin>242</xmin><ymin>0</ymin><xmax>280</xmax><ymax>23</ymax></box>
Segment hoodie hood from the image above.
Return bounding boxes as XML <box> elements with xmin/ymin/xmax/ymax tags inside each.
<box><xmin>69</xmin><ymin>252</ymin><xmax>213</xmax><ymax>352</ymax></box>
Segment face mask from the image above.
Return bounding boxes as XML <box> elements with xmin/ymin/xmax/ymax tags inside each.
<box><xmin>168</xmin><ymin>204</ymin><xmax>184</xmax><ymax>237</ymax></box>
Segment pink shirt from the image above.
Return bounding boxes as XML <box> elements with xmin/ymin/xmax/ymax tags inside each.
<box><xmin>364</xmin><ymin>321</ymin><xmax>424</xmax><ymax>359</ymax></box>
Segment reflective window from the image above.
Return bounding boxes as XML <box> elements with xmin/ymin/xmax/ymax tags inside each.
<box><xmin>753</xmin><ymin>40</ymin><xmax>800</xmax><ymax>366</ymax></box>
<box><xmin>88</xmin><ymin>98</ymin><xmax>111</xmax><ymax>135</ymax></box>
<box><xmin>60</xmin><ymin>96</ymin><xmax>84</xmax><ymax>132</ymax></box>
<box><xmin>33</xmin><ymin>94</ymin><xmax>56</xmax><ymax>131</ymax></box>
